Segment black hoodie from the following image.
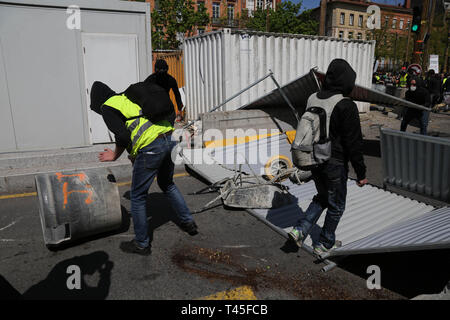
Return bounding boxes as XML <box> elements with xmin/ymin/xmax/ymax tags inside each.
<box><xmin>90</xmin><ymin>81</ymin><xmax>116</xmax><ymax>115</ymax></box>
<box><xmin>317</xmin><ymin>59</ymin><xmax>366</xmax><ymax>181</ymax></box>
<box><xmin>90</xmin><ymin>81</ymin><xmax>132</xmax><ymax>149</ymax></box>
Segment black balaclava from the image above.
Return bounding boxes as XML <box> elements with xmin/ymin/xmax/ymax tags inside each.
<box><xmin>90</xmin><ymin>81</ymin><xmax>116</xmax><ymax>115</ymax></box>
<box><xmin>322</xmin><ymin>58</ymin><xmax>357</xmax><ymax>96</ymax></box>
<box><xmin>155</xmin><ymin>59</ymin><xmax>169</xmax><ymax>73</ymax></box>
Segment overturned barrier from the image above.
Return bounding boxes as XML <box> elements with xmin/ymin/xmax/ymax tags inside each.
<box><xmin>380</xmin><ymin>128</ymin><xmax>450</xmax><ymax>203</ymax></box>
<box><xmin>182</xmin><ymin>134</ymin><xmax>442</xmax><ymax>266</ymax></box>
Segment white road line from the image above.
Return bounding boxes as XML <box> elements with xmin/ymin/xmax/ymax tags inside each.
<box><xmin>0</xmin><ymin>220</ymin><xmax>18</xmax><ymax>232</ymax></box>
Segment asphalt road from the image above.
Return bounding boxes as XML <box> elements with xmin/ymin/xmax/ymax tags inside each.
<box><xmin>1</xmin><ymin>153</ymin><xmax>448</xmax><ymax>300</ymax></box>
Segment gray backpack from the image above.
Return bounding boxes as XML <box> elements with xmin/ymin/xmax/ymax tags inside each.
<box><xmin>291</xmin><ymin>93</ymin><xmax>345</xmax><ymax>170</ymax></box>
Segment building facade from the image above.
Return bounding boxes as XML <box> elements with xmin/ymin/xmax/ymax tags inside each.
<box><xmin>315</xmin><ymin>0</ymin><xmax>412</xmax><ymax>40</ymax></box>
<box><xmin>144</xmin><ymin>0</ymin><xmax>281</xmax><ymax>35</ymax></box>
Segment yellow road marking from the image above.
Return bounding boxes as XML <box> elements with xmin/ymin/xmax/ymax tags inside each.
<box><xmin>0</xmin><ymin>192</ymin><xmax>37</xmax><ymax>200</ymax></box>
<box><xmin>0</xmin><ymin>172</ymin><xmax>190</xmax><ymax>200</ymax></box>
<box><xmin>199</xmin><ymin>286</ymin><xmax>257</xmax><ymax>300</ymax></box>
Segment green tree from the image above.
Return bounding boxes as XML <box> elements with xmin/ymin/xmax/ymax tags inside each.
<box><xmin>245</xmin><ymin>1</ymin><xmax>318</xmax><ymax>35</ymax></box>
<box><xmin>151</xmin><ymin>0</ymin><xmax>209</xmax><ymax>50</ymax></box>
<box><xmin>427</xmin><ymin>12</ymin><xmax>448</xmax><ymax>71</ymax></box>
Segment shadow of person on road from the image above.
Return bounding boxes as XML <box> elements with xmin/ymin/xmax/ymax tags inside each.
<box><xmin>20</xmin><ymin>251</ymin><xmax>113</xmax><ymax>300</ymax></box>
<box><xmin>145</xmin><ymin>192</ymin><xmax>180</xmax><ymax>243</ymax></box>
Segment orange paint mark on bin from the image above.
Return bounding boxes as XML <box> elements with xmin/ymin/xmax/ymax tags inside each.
<box><xmin>55</xmin><ymin>172</ymin><xmax>87</xmax><ymax>182</ymax></box>
<box><xmin>56</xmin><ymin>172</ymin><xmax>94</xmax><ymax>209</ymax></box>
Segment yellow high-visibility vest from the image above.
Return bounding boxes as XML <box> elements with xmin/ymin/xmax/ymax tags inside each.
<box><xmin>103</xmin><ymin>94</ymin><xmax>173</xmax><ymax>157</ymax></box>
<box><xmin>399</xmin><ymin>74</ymin><xmax>408</xmax><ymax>87</ymax></box>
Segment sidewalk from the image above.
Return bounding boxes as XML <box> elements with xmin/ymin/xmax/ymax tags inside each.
<box><xmin>0</xmin><ymin>143</ymin><xmax>132</xmax><ymax>194</ymax></box>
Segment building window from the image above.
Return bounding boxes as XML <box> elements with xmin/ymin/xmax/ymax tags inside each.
<box><xmin>340</xmin><ymin>12</ymin><xmax>345</xmax><ymax>25</ymax></box>
<box><xmin>392</xmin><ymin>18</ymin><xmax>397</xmax><ymax>29</ymax></box>
<box><xmin>399</xmin><ymin>19</ymin><xmax>404</xmax><ymax>29</ymax></box>
<box><xmin>154</xmin><ymin>0</ymin><xmax>161</xmax><ymax>11</ymax></box>
<box><xmin>257</xmin><ymin>0</ymin><xmax>264</xmax><ymax>9</ymax></box>
<box><xmin>228</xmin><ymin>4</ymin><xmax>234</xmax><ymax>20</ymax></box>
<box><xmin>349</xmin><ymin>14</ymin><xmax>354</xmax><ymax>26</ymax></box>
<box><xmin>384</xmin><ymin>16</ymin><xmax>389</xmax><ymax>28</ymax></box>
<box><xmin>348</xmin><ymin>31</ymin><xmax>353</xmax><ymax>39</ymax></box>
<box><xmin>358</xmin><ymin>15</ymin><xmax>363</xmax><ymax>27</ymax></box>
<box><xmin>338</xmin><ymin>30</ymin><xmax>344</xmax><ymax>39</ymax></box>
<box><xmin>357</xmin><ymin>33</ymin><xmax>362</xmax><ymax>40</ymax></box>
<box><xmin>212</xmin><ymin>2</ymin><xmax>220</xmax><ymax>19</ymax></box>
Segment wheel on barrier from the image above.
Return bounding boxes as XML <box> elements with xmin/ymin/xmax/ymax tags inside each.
<box><xmin>264</xmin><ymin>155</ymin><xmax>293</xmax><ymax>181</ymax></box>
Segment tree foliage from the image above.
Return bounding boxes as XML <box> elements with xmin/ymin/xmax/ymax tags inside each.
<box><xmin>151</xmin><ymin>0</ymin><xmax>209</xmax><ymax>50</ymax></box>
<box><xmin>244</xmin><ymin>1</ymin><xmax>318</xmax><ymax>35</ymax></box>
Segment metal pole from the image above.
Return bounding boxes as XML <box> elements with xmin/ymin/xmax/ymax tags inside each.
<box><xmin>268</xmin><ymin>70</ymin><xmax>301</xmax><ymax>123</ymax></box>
<box><xmin>183</xmin><ymin>71</ymin><xmax>274</xmax><ymax>128</ymax></box>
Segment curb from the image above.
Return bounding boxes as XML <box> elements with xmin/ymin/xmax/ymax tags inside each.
<box><xmin>0</xmin><ymin>163</ymin><xmax>133</xmax><ymax>195</ymax></box>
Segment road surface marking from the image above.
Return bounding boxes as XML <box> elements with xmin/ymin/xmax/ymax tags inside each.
<box><xmin>0</xmin><ymin>219</ymin><xmax>21</xmax><ymax>232</ymax></box>
<box><xmin>199</xmin><ymin>286</ymin><xmax>257</xmax><ymax>300</ymax></box>
<box><xmin>0</xmin><ymin>172</ymin><xmax>190</xmax><ymax>199</ymax></box>
<box><xmin>0</xmin><ymin>192</ymin><xmax>37</xmax><ymax>200</ymax></box>
<box><xmin>117</xmin><ymin>172</ymin><xmax>189</xmax><ymax>186</ymax></box>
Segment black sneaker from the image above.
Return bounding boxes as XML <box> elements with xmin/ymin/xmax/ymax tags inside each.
<box><xmin>120</xmin><ymin>240</ymin><xmax>151</xmax><ymax>256</ymax></box>
<box><xmin>180</xmin><ymin>221</ymin><xmax>198</xmax><ymax>236</ymax></box>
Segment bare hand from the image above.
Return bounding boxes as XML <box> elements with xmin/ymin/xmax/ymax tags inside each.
<box><xmin>357</xmin><ymin>178</ymin><xmax>368</xmax><ymax>187</ymax></box>
<box><xmin>98</xmin><ymin>148</ymin><xmax>116</xmax><ymax>162</ymax></box>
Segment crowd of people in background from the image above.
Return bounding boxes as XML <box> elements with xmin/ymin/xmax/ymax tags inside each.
<box><xmin>372</xmin><ymin>67</ymin><xmax>450</xmax><ymax>135</ymax></box>
<box><xmin>373</xmin><ymin>69</ymin><xmax>450</xmax><ymax>105</ymax></box>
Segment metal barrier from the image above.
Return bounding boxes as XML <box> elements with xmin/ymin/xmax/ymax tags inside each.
<box><xmin>380</xmin><ymin>128</ymin><xmax>450</xmax><ymax>203</ymax></box>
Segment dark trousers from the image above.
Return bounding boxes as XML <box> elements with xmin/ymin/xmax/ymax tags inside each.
<box><xmin>130</xmin><ymin>135</ymin><xmax>193</xmax><ymax>248</ymax></box>
<box><xmin>400</xmin><ymin>109</ymin><xmax>428</xmax><ymax>135</ymax></box>
<box><xmin>295</xmin><ymin>162</ymin><xmax>348</xmax><ymax>249</ymax></box>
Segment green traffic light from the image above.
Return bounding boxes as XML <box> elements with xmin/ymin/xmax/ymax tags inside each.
<box><xmin>412</xmin><ymin>24</ymin><xmax>419</xmax><ymax>32</ymax></box>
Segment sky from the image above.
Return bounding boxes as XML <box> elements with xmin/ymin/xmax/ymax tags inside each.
<box><xmin>283</xmin><ymin>0</ymin><xmax>407</xmax><ymax>11</ymax></box>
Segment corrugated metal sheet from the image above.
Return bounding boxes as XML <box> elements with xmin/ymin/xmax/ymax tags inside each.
<box><xmin>235</xmin><ymin>70</ymin><xmax>428</xmax><ymax>132</ymax></box>
<box><xmin>314</xmin><ymin>70</ymin><xmax>430</xmax><ymax>112</ymax></box>
<box><xmin>240</xmin><ymin>70</ymin><xmax>320</xmax><ymax>124</ymax></box>
<box><xmin>332</xmin><ymin>207</ymin><xmax>450</xmax><ymax>256</ymax></box>
<box><xmin>182</xmin><ymin>135</ymin><xmax>445</xmax><ymax>257</ymax></box>
<box><xmin>184</xmin><ymin>29</ymin><xmax>375</xmax><ymax>119</ymax></box>
<box><xmin>251</xmin><ymin>180</ymin><xmax>435</xmax><ymax>252</ymax></box>
<box><xmin>381</xmin><ymin>128</ymin><xmax>450</xmax><ymax>202</ymax></box>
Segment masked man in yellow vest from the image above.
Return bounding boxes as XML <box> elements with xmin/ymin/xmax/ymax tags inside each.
<box><xmin>91</xmin><ymin>81</ymin><xmax>197</xmax><ymax>256</ymax></box>
<box><xmin>399</xmin><ymin>71</ymin><xmax>408</xmax><ymax>88</ymax></box>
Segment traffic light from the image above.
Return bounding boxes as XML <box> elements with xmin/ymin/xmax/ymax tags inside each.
<box><xmin>411</xmin><ymin>6</ymin><xmax>421</xmax><ymax>33</ymax></box>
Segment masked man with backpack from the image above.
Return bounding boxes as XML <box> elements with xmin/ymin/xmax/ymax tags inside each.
<box><xmin>288</xmin><ymin>59</ymin><xmax>368</xmax><ymax>257</ymax></box>
<box><xmin>91</xmin><ymin>81</ymin><xmax>198</xmax><ymax>256</ymax></box>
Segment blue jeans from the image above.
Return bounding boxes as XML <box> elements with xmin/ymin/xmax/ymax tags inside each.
<box><xmin>130</xmin><ymin>134</ymin><xmax>193</xmax><ymax>248</ymax></box>
<box><xmin>294</xmin><ymin>162</ymin><xmax>348</xmax><ymax>249</ymax></box>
